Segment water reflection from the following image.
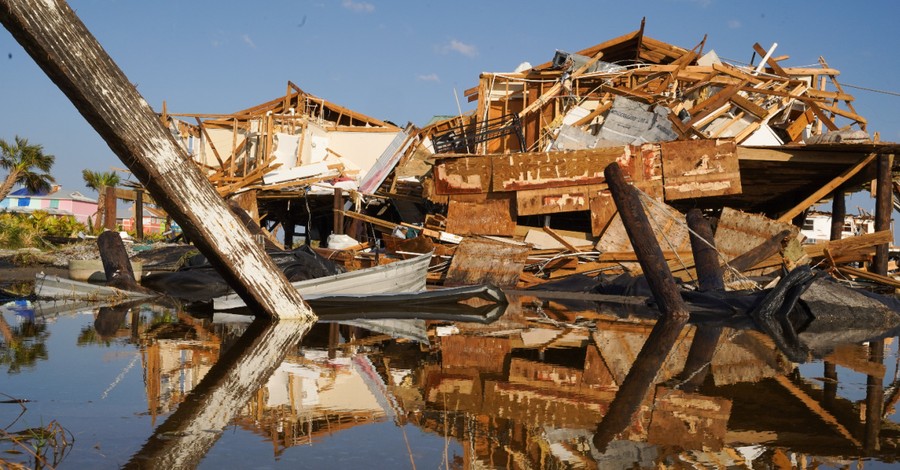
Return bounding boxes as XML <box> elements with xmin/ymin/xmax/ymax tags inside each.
<box><xmin>2</xmin><ymin>293</ymin><xmax>900</xmax><ymax>468</ymax></box>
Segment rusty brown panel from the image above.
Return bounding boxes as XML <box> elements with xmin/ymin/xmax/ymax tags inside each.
<box><xmin>444</xmin><ymin>238</ymin><xmax>530</xmax><ymax>287</ymax></box>
<box><xmin>516</xmin><ymin>184</ymin><xmax>603</xmax><ymax>216</ymax></box>
<box><xmin>492</xmin><ymin>147</ymin><xmax>627</xmax><ymax>192</ymax></box>
<box><xmin>446</xmin><ymin>193</ymin><xmax>517</xmax><ymax>236</ymax></box>
<box><xmin>433</xmin><ymin>156</ymin><xmax>491</xmax><ymax>195</ymax></box>
<box><xmin>661</xmin><ymin>139</ymin><xmax>742</xmax><ymax>201</ymax></box>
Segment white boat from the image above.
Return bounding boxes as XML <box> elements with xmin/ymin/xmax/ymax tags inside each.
<box><xmin>212</xmin><ymin>251</ymin><xmax>432</xmax><ymax>310</ymax></box>
<box><xmin>35</xmin><ymin>273</ymin><xmax>156</xmax><ymax>301</ymax></box>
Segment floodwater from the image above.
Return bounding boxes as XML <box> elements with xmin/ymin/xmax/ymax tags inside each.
<box><xmin>2</xmin><ymin>293</ymin><xmax>900</xmax><ymax>469</ymax></box>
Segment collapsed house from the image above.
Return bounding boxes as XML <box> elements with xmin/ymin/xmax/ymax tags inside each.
<box><xmin>157</xmin><ymin>23</ymin><xmax>899</xmax><ymax>289</ymax></box>
<box><xmin>161</xmin><ymin>82</ymin><xmax>403</xmax><ymax>245</ymax></box>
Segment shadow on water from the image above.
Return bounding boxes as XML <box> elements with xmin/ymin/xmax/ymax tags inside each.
<box><xmin>4</xmin><ymin>291</ymin><xmax>900</xmax><ymax>468</ymax></box>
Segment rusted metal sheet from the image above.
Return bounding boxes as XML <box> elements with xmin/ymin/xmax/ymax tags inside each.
<box><xmin>445</xmin><ymin>193</ymin><xmax>516</xmax><ymax>236</ymax></box>
<box><xmin>661</xmin><ymin>139</ymin><xmax>741</xmax><ymax>200</ymax></box>
<box><xmin>516</xmin><ymin>184</ymin><xmax>603</xmax><ymax>216</ymax></box>
<box><xmin>433</xmin><ymin>156</ymin><xmax>491</xmax><ymax>194</ymax></box>
<box><xmin>444</xmin><ymin>238</ymin><xmax>529</xmax><ymax>287</ymax></box>
<box><xmin>714</xmin><ymin>207</ymin><xmax>799</xmax><ymax>265</ymax></box>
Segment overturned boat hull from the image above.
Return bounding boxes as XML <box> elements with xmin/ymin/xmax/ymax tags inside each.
<box><xmin>212</xmin><ymin>251</ymin><xmax>432</xmax><ymax>310</ymax></box>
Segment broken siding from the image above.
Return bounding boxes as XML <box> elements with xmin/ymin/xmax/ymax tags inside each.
<box><xmin>661</xmin><ymin>139</ymin><xmax>741</xmax><ymax>200</ymax></box>
<box><xmin>445</xmin><ymin>193</ymin><xmax>517</xmax><ymax>236</ymax></box>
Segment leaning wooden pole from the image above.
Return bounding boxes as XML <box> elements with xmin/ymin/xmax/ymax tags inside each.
<box><xmin>0</xmin><ymin>0</ymin><xmax>314</xmax><ymax>320</ymax></box>
<box><xmin>604</xmin><ymin>163</ymin><xmax>689</xmax><ymax>319</ymax></box>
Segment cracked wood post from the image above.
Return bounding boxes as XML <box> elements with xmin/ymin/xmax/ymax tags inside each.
<box><xmin>0</xmin><ymin>0</ymin><xmax>314</xmax><ymax>321</ymax></box>
<box><xmin>604</xmin><ymin>162</ymin><xmax>689</xmax><ymax>319</ymax></box>
<box><xmin>686</xmin><ymin>208</ymin><xmax>724</xmax><ymax>292</ymax></box>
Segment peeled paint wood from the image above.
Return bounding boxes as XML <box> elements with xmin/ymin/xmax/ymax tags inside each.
<box><xmin>0</xmin><ymin>0</ymin><xmax>313</xmax><ymax>320</ymax></box>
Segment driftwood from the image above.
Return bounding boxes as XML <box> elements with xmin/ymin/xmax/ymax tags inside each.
<box><xmin>0</xmin><ymin>0</ymin><xmax>313</xmax><ymax>321</ymax></box>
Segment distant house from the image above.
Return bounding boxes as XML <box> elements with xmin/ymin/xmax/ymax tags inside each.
<box><xmin>118</xmin><ymin>203</ymin><xmax>170</xmax><ymax>235</ymax></box>
<box><xmin>0</xmin><ymin>186</ymin><xmax>97</xmax><ymax>224</ymax></box>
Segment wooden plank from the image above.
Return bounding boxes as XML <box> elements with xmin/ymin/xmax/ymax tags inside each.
<box><xmin>445</xmin><ymin>193</ymin><xmax>516</xmax><ymax>236</ymax></box>
<box><xmin>433</xmin><ymin>156</ymin><xmax>491</xmax><ymax>195</ymax></box>
<box><xmin>542</xmin><ymin>226</ymin><xmax>582</xmax><ymax>252</ymax></box>
<box><xmin>804</xmin><ymin>230</ymin><xmax>892</xmax><ymax>260</ymax></box>
<box><xmin>590</xmin><ymin>191</ymin><xmax>617</xmax><ymax>237</ymax></box>
<box><xmin>491</xmin><ymin>147</ymin><xmax>620</xmax><ymax>192</ymax></box>
<box><xmin>661</xmin><ymin>139</ymin><xmax>741</xmax><ymax>200</ymax></box>
<box><xmin>777</xmin><ymin>152</ymin><xmax>878</xmax><ymax>222</ymax></box>
<box><xmin>716</xmin><ymin>208</ymin><xmax>798</xmax><ymax>269</ymax></box>
<box><xmin>516</xmin><ymin>184</ymin><xmax>601</xmax><ymax>216</ymax></box>
<box><xmin>444</xmin><ymin>237</ymin><xmax>530</xmax><ymax>287</ymax></box>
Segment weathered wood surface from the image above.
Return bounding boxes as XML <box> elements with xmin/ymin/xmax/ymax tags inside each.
<box><xmin>686</xmin><ymin>209</ymin><xmax>724</xmax><ymax>292</ymax></box>
<box><xmin>97</xmin><ymin>231</ymin><xmax>142</xmax><ymax>292</ymax></box>
<box><xmin>446</xmin><ymin>193</ymin><xmax>516</xmax><ymax>235</ymax></box>
<box><xmin>660</xmin><ymin>139</ymin><xmax>741</xmax><ymax>200</ymax></box>
<box><xmin>0</xmin><ymin>0</ymin><xmax>314</xmax><ymax>319</ymax></box>
<box><xmin>444</xmin><ymin>237</ymin><xmax>529</xmax><ymax>287</ymax></box>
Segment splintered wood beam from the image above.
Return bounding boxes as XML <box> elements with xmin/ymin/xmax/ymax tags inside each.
<box><xmin>518</xmin><ymin>51</ymin><xmax>604</xmax><ymax>119</ymax></box>
<box><xmin>0</xmin><ymin>0</ymin><xmax>314</xmax><ymax>321</ymax></box>
<box><xmin>777</xmin><ymin>152</ymin><xmax>878</xmax><ymax>222</ymax></box>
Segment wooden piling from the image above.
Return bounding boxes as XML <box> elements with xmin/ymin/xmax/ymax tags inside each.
<box><xmin>98</xmin><ymin>230</ymin><xmax>140</xmax><ymax>292</ymax></box>
<box><xmin>0</xmin><ymin>0</ymin><xmax>314</xmax><ymax>320</ymax></box>
<box><xmin>872</xmin><ymin>154</ymin><xmax>893</xmax><ymax>275</ymax></box>
<box><xmin>135</xmin><ymin>188</ymin><xmax>144</xmax><ymax>241</ymax></box>
<box><xmin>830</xmin><ymin>188</ymin><xmax>845</xmax><ymax>242</ymax></box>
<box><xmin>686</xmin><ymin>208</ymin><xmax>724</xmax><ymax>292</ymax></box>
<box><xmin>604</xmin><ymin>162</ymin><xmax>689</xmax><ymax>319</ymax></box>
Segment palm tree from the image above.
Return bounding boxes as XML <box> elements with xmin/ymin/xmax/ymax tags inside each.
<box><xmin>0</xmin><ymin>135</ymin><xmax>56</xmax><ymax>201</ymax></box>
<box><xmin>82</xmin><ymin>169</ymin><xmax>121</xmax><ymax>230</ymax></box>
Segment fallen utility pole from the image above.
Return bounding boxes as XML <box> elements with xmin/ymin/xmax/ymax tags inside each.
<box><xmin>0</xmin><ymin>0</ymin><xmax>314</xmax><ymax>320</ymax></box>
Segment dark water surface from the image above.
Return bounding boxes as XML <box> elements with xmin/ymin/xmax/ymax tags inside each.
<box><xmin>2</xmin><ymin>295</ymin><xmax>900</xmax><ymax>469</ymax></box>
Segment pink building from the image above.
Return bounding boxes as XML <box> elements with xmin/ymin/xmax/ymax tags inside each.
<box><xmin>118</xmin><ymin>204</ymin><xmax>169</xmax><ymax>235</ymax></box>
<box><xmin>0</xmin><ymin>186</ymin><xmax>98</xmax><ymax>224</ymax></box>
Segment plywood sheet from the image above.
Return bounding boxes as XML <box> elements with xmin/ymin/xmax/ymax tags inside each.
<box><xmin>491</xmin><ymin>147</ymin><xmax>622</xmax><ymax>192</ymax></box>
<box><xmin>595</xmin><ymin>185</ymin><xmax>690</xmax><ymax>258</ymax></box>
<box><xmin>516</xmin><ymin>184</ymin><xmax>603</xmax><ymax>216</ymax></box>
<box><xmin>714</xmin><ymin>207</ymin><xmax>799</xmax><ymax>262</ymax></box>
<box><xmin>433</xmin><ymin>156</ymin><xmax>491</xmax><ymax>194</ymax></box>
<box><xmin>446</xmin><ymin>193</ymin><xmax>516</xmax><ymax>236</ymax></box>
<box><xmin>661</xmin><ymin>139</ymin><xmax>741</xmax><ymax>200</ymax></box>
<box><xmin>444</xmin><ymin>237</ymin><xmax>530</xmax><ymax>287</ymax></box>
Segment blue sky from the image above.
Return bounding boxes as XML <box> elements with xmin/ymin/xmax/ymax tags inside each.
<box><xmin>1</xmin><ymin>0</ymin><xmax>899</xmax><ymax>215</ymax></box>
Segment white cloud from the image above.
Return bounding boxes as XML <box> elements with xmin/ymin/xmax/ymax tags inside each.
<box><xmin>727</xmin><ymin>19</ymin><xmax>741</xmax><ymax>29</ymax></box>
<box><xmin>242</xmin><ymin>34</ymin><xmax>256</xmax><ymax>48</ymax></box>
<box><xmin>439</xmin><ymin>39</ymin><xmax>478</xmax><ymax>58</ymax></box>
<box><xmin>417</xmin><ymin>73</ymin><xmax>440</xmax><ymax>82</ymax></box>
<box><xmin>342</xmin><ymin>0</ymin><xmax>374</xmax><ymax>13</ymax></box>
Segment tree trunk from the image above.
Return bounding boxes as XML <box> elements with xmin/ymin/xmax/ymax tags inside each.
<box><xmin>0</xmin><ymin>0</ymin><xmax>314</xmax><ymax>321</ymax></box>
<box><xmin>0</xmin><ymin>170</ymin><xmax>20</xmax><ymax>202</ymax></box>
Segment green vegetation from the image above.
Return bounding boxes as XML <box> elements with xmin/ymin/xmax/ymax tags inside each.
<box><xmin>0</xmin><ymin>136</ymin><xmax>56</xmax><ymax>202</ymax></box>
<box><xmin>0</xmin><ymin>211</ymin><xmax>85</xmax><ymax>249</ymax></box>
<box><xmin>81</xmin><ymin>169</ymin><xmax>121</xmax><ymax>233</ymax></box>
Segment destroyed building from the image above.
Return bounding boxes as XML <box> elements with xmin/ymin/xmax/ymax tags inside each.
<box><xmin>159</xmin><ymin>23</ymin><xmax>900</xmax><ymax>288</ymax></box>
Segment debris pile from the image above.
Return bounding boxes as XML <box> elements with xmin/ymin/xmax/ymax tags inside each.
<box><xmin>153</xmin><ymin>22</ymin><xmax>899</xmax><ymax>293</ymax></box>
